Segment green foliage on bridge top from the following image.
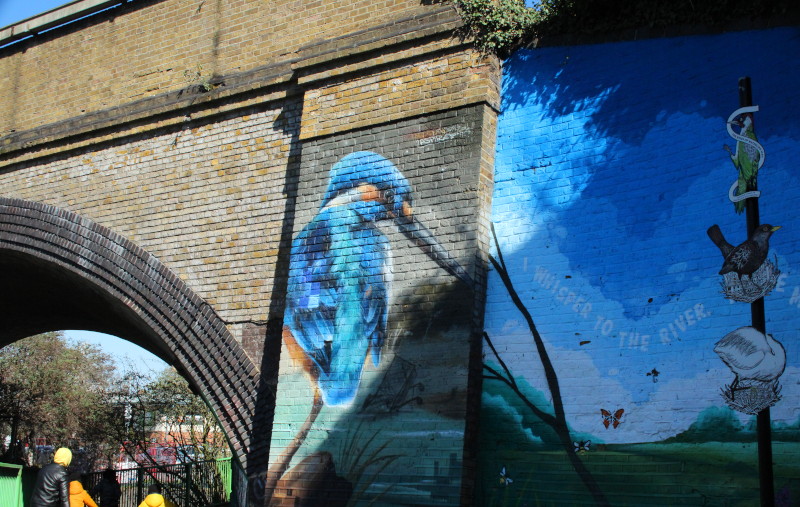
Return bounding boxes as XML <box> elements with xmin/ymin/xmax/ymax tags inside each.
<box><xmin>453</xmin><ymin>0</ymin><xmax>539</xmax><ymax>58</ymax></box>
<box><xmin>453</xmin><ymin>0</ymin><xmax>800</xmax><ymax>57</ymax></box>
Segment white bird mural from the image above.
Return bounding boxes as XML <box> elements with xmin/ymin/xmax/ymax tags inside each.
<box><xmin>714</xmin><ymin>326</ymin><xmax>786</xmax><ymax>397</ymax></box>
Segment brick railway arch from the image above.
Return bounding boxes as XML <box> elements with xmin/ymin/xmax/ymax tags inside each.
<box><xmin>0</xmin><ymin>197</ymin><xmax>264</xmax><ymax>475</ymax></box>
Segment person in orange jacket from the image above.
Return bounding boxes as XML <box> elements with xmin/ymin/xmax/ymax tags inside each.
<box><xmin>68</xmin><ymin>473</ymin><xmax>98</xmax><ymax>507</ymax></box>
<box><xmin>137</xmin><ymin>484</ymin><xmax>176</xmax><ymax>507</ymax></box>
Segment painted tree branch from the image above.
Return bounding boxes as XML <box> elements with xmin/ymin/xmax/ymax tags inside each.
<box><xmin>264</xmin><ymin>389</ymin><xmax>323</xmax><ymax>503</ymax></box>
<box><xmin>486</xmin><ymin>223</ymin><xmax>609</xmax><ymax>506</ymax></box>
<box><xmin>482</xmin><ymin>351</ymin><xmax>558</xmax><ymax>427</ymax></box>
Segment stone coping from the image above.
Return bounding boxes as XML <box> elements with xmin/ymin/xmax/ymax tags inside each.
<box><xmin>0</xmin><ymin>0</ymin><xmax>127</xmax><ymax>46</ymax></box>
<box><xmin>0</xmin><ymin>7</ymin><xmax>467</xmax><ymax>163</ymax></box>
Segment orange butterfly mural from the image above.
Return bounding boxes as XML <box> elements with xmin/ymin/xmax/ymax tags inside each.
<box><xmin>600</xmin><ymin>408</ymin><xmax>624</xmax><ymax>429</ymax></box>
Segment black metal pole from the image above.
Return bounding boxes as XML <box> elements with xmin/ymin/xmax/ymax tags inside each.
<box><xmin>739</xmin><ymin>76</ymin><xmax>774</xmax><ymax>507</ymax></box>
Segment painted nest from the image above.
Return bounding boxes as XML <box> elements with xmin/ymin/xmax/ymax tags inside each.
<box><xmin>720</xmin><ymin>380</ymin><xmax>782</xmax><ymax>415</ymax></box>
<box><xmin>719</xmin><ymin>257</ymin><xmax>780</xmax><ymax>303</ymax></box>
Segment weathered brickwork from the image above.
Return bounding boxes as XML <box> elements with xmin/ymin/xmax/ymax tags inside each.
<box><xmin>301</xmin><ymin>49</ymin><xmax>500</xmax><ymax>140</ymax></box>
<box><xmin>0</xmin><ymin>102</ymin><xmax>299</xmax><ymax>333</ymax></box>
<box><xmin>0</xmin><ymin>0</ymin><xmax>453</xmax><ymax>135</ymax></box>
<box><xmin>0</xmin><ymin>198</ymin><xmax>264</xmax><ymax>473</ymax></box>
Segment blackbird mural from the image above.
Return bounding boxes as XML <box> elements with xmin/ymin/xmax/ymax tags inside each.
<box><xmin>708</xmin><ymin>224</ymin><xmax>780</xmax><ymax>278</ymax></box>
<box><xmin>706</xmin><ymin>223</ymin><xmax>781</xmax><ymax>302</ymax></box>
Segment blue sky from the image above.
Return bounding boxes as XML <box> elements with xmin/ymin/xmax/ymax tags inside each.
<box><xmin>0</xmin><ymin>0</ymin><xmax>68</xmax><ymax>28</ymax></box>
<box><xmin>65</xmin><ymin>330</ymin><xmax>167</xmax><ymax>375</ymax></box>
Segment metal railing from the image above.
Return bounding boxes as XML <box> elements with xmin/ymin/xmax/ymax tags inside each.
<box><xmin>82</xmin><ymin>458</ymin><xmax>232</xmax><ymax>507</ymax></box>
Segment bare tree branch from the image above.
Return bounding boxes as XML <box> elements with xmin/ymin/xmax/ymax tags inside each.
<box><xmin>486</xmin><ymin>223</ymin><xmax>609</xmax><ymax>506</ymax></box>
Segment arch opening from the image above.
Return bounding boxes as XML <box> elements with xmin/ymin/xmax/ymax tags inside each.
<box><xmin>0</xmin><ymin>198</ymin><xmax>266</xmax><ymax>478</ymax></box>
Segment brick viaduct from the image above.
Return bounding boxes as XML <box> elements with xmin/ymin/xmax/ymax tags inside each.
<box><xmin>0</xmin><ymin>0</ymin><xmax>496</xmax><ymax>503</ymax></box>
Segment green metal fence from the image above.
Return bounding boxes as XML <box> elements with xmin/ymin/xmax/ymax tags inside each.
<box><xmin>0</xmin><ymin>462</ymin><xmax>23</xmax><ymax>507</ymax></box>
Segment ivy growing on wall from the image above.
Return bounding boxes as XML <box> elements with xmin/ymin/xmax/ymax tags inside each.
<box><xmin>453</xmin><ymin>0</ymin><xmax>799</xmax><ymax>58</ymax></box>
<box><xmin>452</xmin><ymin>0</ymin><xmax>541</xmax><ymax>57</ymax></box>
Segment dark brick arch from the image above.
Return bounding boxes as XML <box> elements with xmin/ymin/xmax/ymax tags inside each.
<box><xmin>0</xmin><ymin>197</ymin><xmax>265</xmax><ymax>475</ymax></box>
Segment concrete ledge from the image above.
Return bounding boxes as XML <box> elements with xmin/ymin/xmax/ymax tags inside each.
<box><xmin>0</xmin><ymin>8</ymin><xmax>471</xmax><ymax>163</ymax></box>
<box><xmin>0</xmin><ymin>60</ymin><xmax>295</xmax><ymax>157</ymax></box>
<box><xmin>293</xmin><ymin>6</ymin><xmax>461</xmax><ymax>70</ymax></box>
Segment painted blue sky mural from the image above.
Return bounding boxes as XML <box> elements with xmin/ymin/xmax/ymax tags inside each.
<box><xmin>486</xmin><ymin>27</ymin><xmax>800</xmax><ymax>444</ymax></box>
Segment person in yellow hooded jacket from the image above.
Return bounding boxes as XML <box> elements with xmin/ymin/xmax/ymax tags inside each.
<box><xmin>68</xmin><ymin>472</ymin><xmax>99</xmax><ymax>507</ymax></box>
<box><xmin>137</xmin><ymin>484</ymin><xmax>176</xmax><ymax>507</ymax></box>
<box><xmin>30</xmin><ymin>447</ymin><xmax>72</xmax><ymax>507</ymax></box>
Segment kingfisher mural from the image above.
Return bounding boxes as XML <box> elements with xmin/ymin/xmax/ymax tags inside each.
<box><xmin>266</xmin><ymin>149</ymin><xmax>474</xmax><ymax>505</ymax></box>
<box><xmin>283</xmin><ymin>150</ymin><xmax>470</xmax><ymax>407</ymax></box>
<box><xmin>479</xmin><ymin>27</ymin><xmax>800</xmax><ymax>506</ymax></box>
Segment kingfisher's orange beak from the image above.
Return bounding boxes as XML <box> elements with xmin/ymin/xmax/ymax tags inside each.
<box><xmin>402</xmin><ymin>201</ymin><xmax>413</xmax><ymax>218</ymax></box>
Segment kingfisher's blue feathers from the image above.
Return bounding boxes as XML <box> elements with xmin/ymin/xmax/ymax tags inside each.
<box><xmin>284</xmin><ymin>150</ymin><xmax>464</xmax><ymax>406</ymax></box>
<box><xmin>286</xmin><ymin>186</ymin><xmax>391</xmax><ymax>406</ymax></box>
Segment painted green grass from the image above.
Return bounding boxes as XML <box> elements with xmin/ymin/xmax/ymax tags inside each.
<box><xmin>478</xmin><ymin>442</ymin><xmax>800</xmax><ymax>506</ymax></box>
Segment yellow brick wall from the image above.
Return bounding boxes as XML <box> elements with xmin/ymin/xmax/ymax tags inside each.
<box><xmin>301</xmin><ymin>48</ymin><xmax>500</xmax><ymax>140</ymax></box>
<box><xmin>0</xmin><ymin>103</ymin><xmax>298</xmax><ymax>327</ymax></box>
<box><xmin>0</xmin><ymin>0</ymin><xmax>449</xmax><ymax>135</ymax></box>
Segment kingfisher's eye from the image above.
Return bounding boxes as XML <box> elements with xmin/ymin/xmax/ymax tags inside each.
<box><xmin>383</xmin><ymin>189</ymin><xmax>394</xmax><ymax>203</ymax></box>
